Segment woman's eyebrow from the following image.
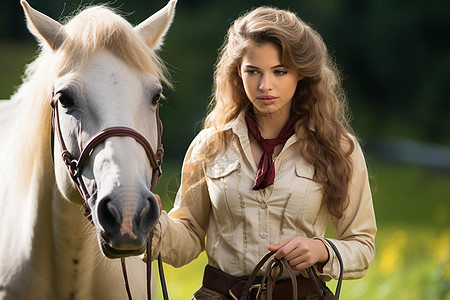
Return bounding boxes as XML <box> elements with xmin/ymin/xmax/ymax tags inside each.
<box><xmin>271</xmin><ymin>64</ymin><xmax>285</xmax><ymax>69</ymax></box>
<box><xmin>244</xmin><ymin>64</ymin><xmax>259</xmax><ymax>69</ymax></box>
<box><xmin>244</xmin><ymin>64</ymin><xmax>285</xmax><ymax>69</ymax></box>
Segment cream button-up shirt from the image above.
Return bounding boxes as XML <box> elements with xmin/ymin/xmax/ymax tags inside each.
<box><xmin>153</xmin><ymin>112</ymin><xmax>376</xmax><ymax>280</ymax></box>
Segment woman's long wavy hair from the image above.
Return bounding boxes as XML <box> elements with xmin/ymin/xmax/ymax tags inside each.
<box><xmin>203</xmin><ymin>6</ymin><xmax>355</xmax><ymax>218</ymax></box>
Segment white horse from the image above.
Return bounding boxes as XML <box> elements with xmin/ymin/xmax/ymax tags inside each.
<box><xmin>0</xmin><ymin>1</ymin><xmax>176</xmax><ymax>299</ymax></box>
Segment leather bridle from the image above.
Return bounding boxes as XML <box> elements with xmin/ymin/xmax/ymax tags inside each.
<box><xmin>50</xmin><ymin>91</ymin><xmax>168</xmax><ymax>300</ymax></box>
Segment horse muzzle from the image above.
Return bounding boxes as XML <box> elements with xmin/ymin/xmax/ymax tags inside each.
<box><xmin>92</xmin><ymin>189</ymin><xmax>160</xmax><ymax>259</ymax></box>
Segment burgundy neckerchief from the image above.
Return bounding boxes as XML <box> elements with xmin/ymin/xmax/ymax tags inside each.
<box><xmin>245</xmin><ymin>109</ymin><xmax>297</xmax><ymax>190</ymax></box>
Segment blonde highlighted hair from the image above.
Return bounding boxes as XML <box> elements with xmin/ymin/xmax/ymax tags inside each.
<box><xmin>203</xmin><ymin>6</ymin><xmax>355</xmax><ymax>218</ymax></box>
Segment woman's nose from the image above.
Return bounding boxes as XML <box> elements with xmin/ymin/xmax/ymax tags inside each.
<box><xmin>259</xmin><ymin>74</ymin><xmax>273</xmax><ymax>92</ymax></box>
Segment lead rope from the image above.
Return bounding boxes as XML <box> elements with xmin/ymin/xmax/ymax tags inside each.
<box><xmin>255</xmin><ymin>256</ymin><xmax>297</xmax><ymax>300</ymax></box>
<box><xmin>158</xmin><ymin>254</ymin><xmax>169</xmax><ymax>299</ymax></box>
<box><xmin>145</xmin><ymin>231</ymin><xmax>170</xmax><ymax>300</ymax></box>
<box><xmin>239</xmin><ymin>238</ymin><xmax>344</xmax><ymax>300</ymax></box>
<box><xmin>147</xmin><ymin>231</ymin><xmax>153</xmax><ymax>300</ymax></box>
<box><xmin>121</xmin><ymin>258</ymin><xmax>133</xmax><ymax>299</ymax></box>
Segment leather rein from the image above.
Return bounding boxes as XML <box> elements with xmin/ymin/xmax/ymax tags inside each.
<box><xmin>50</xmin><ymin>91</ymin><xmax>169</xmax><ymax>300</ymax></box>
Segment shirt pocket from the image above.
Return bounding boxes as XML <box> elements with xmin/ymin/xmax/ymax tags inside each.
<box><xmin>206</xmin><ymin>160</ymin><xmax>240</xmax><ymax>179</ymax></box>
<box><xmin>205</xmin><ymin>160</ymin><xmax>241</xmax><ymax>228</ymax></box>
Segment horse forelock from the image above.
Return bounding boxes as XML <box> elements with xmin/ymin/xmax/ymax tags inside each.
<box><xmin>57</xmin><ymin>5</ymin><xmax>170</xmax><ymax>85</ymax></box>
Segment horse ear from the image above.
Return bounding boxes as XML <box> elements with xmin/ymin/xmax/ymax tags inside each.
<box><xmin>135</xmin><ymin>0</ymin><xmax>177</xmax><ymax>50</ymax></box>
<box><xmin>20</xmin><ymin>0</ymin><xmax>66</xmax><ymax>50</ymax></box>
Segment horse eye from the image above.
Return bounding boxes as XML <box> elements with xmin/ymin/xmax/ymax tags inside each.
<box><xmin>152</xmin><ymin>93</ymin><xmax>161</xmax><ymax>105</ymax></box>
<box><xmin>58</xmin><ymin>92</ymin><xmax>75</xmax><ymax>108</ymax></box>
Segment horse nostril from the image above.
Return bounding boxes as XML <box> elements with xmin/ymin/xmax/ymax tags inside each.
<box><xmin>136</xmin><ymin>194</ymin><xmax>160</xmax><ymax>232</ymax></box>
<box><xmin>98</xmin><ymin>197</ymin><xmax>121</xmax><ymax>233</ymax></box>
<box><xmin>107</xmin><ymin>202</ymin><xmax>121</xmax><ymax>223</ymax></box>
<box><xmin>138</xmin><ymin>202</ymin><xmax>150</xmax><ymax>225</ymax></box>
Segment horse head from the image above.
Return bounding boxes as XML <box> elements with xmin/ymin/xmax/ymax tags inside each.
<box><xmin>21</xmin><ymin>0</ymin><xmax>176</xmax><ymax>259</ymax></box>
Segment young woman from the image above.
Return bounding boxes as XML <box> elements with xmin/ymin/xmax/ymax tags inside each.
<box><xmin>150</xmin><ymin>6</ymin><xmax>376</xmax><ymax>299</ymax></box>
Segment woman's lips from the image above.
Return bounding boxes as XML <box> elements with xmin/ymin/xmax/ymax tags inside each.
<box><xmin>257</xmin><ymin>95</ymin><xmax>277</xmax><ymax>105</ymax></box>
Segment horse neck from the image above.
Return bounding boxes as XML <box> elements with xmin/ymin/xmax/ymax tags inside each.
<box><xmin>48</xmin><ymin>190</ymin><xmax>100</xmax><ymax>291</ymax></box>
<box><xmin>30</xmin><ymin>174</ymin><xmax>101</xmax><ymax>298</ymax></box>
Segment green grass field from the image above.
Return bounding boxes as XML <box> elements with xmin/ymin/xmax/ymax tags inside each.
<box><xmin>151</xmin><ymin>159</ymin><xmax>450</xmax><ymax>300</ymax></box>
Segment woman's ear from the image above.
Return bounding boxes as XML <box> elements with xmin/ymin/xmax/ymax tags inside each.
<box><xmin>298</xmin><ymin>74</ymin><xmax>305</xmax><ymax>81</ymax></box>
<box><xmin>237</xmin><ymin>64</ymin><xmax>242</xmax><ymax>78</ymax></box>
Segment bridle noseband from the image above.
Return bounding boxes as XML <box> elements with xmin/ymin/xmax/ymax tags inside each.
<box><xmin>50</xmin><ymin>91</ymin><xmax>168</xmax><ymax>300</ymax></box>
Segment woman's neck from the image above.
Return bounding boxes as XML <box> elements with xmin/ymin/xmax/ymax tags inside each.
<box><xmin>253</xmin><ymin>109</ymin><xmax>291</xmax><ymax>139</ymax></box>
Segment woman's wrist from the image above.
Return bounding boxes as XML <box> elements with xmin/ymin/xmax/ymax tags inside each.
<box><xmin>313</xmin><ymin>238</ymin><xmax>330</xmax><ymax>264</ymax></box>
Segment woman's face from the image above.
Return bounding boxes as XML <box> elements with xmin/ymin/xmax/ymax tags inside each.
<box><xmin>238</xmin><ymin>43</ymin><xmax>301</xmax><ymax>118</ymax></box>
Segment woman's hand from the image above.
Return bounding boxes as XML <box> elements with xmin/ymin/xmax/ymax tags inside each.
<box><xmin>154</xmin><ymin>193</ymin><xmax>162</xmax><ymax>215</ymax></box>
<box><xmin>268</xmin><ymin>237</ymin><xmax>329</xmax><ymax>271</ymax></box>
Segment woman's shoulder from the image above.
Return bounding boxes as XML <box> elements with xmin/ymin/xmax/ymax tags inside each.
<box><xmin>186</xmin><ymin>126</ymin><xmax>239</xmax><ymax>163</ymax></box>
<box><xmin>185</xmin><ymin>128</ymin><xmax>222</xmax><ymax>158</ymax></box>
<box><xmin>345</xmin><ymin>133</ymin><xmax>369</xmax><ymax>169</ymax></box>
<box><xmin>189</xmin><ymin>128</ymin><xmax>216</xmax><ymax>149</ymax></box>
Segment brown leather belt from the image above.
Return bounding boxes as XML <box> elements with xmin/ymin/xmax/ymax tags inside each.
<box><xmin>202</xmin><ymin>265</ymin><xmax>326</xmax><ymax>299</ymax></box>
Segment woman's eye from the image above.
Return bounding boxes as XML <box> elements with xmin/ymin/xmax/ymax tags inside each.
<box><xmin>245</xmin><ymin>70</ymin><xmax>259</xmax><ymax>75</ymax></box>
<box><xmin>58</xmin><ymin>92</ymin><xmax>75</xmax><ymax>108</ymax></box>
<box><xmin>274</xmin><ymin>70</ymin><xmax>288</xmax><ymax>75</ymax></box>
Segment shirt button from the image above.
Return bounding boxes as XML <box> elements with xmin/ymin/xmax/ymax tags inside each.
<box><xmin>260</xmin><ymin>232</ymin><xmax>268</xmax><ymax>239</ymax></box>
<box><xmin>260</xmin><ymin>202</ymin><xmax>267</xmax><ymax>209</ymax></box>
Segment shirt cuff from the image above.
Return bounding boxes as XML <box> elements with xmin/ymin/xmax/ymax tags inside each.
<box><xmin>312</xmin><ymin>237</ymin><xmax>336</xmax><ymax>281</ymax></box>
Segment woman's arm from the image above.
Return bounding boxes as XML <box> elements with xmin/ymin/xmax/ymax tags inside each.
<box><xmin>150</xmin><ymin>133</ymin><xmax>212</xmax><ymax>267</ymax></box>
<box><xmin>319</xmin><ymin>141</ymin><xmax>377</xmax><ymax>280</ymax></box>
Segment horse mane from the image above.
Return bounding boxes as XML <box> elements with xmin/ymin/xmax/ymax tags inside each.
<box><xmin>8</xmin><ymin>5</ymin><xmax>170</xmax><ymax>190</ymax></box>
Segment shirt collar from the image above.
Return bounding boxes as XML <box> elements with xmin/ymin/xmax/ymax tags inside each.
<box><xmin>228</xmin><ymin>111</ymin><xmax>248</xmax><ymax>138</ymax></box>
<box><xmin>226</xmin><ymin>111</ymin><xmax>299</xmax><ymax>150</ymax></box>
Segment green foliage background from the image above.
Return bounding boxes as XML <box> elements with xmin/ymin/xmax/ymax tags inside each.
<box><xmin>1</xmin><ymin>0</ymin><xmax>449</xmax><ymax>299</ymax></box>
<box><xmin>1</xmin><ymin>0</ymin><xmax>449</xmax><ymax>158</ymax></box>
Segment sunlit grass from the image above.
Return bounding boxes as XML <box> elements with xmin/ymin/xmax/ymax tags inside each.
<box><xmin>330</xmin><ymin>227</ymin><xmax>450</xmax><ymax>300</ymax></box>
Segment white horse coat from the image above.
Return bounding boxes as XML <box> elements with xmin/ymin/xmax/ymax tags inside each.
<box><xmin>0</xmin><ymin>1</ymin><xmax>176</xmax><ymax>299</ymax></box>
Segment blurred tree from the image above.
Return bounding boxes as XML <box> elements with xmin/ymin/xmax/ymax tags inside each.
<box><xmin>1</xmin><ymin>0</ymin><xmax>449</xmax><ymax>159</ymax></box>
